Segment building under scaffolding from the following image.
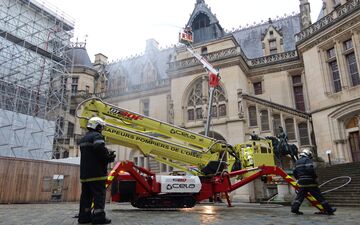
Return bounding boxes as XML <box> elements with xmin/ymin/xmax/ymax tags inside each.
<box><xmin>0</xmin><ymin>0</ymin><xmax>74</xmax><ymax>159</ymax></box>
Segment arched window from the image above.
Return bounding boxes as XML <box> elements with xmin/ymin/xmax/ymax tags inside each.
<box><xmin>211</xmin><ymin>87</ymin><xmax>227</xmax><ymax>118</ymax></box>
<box><xmin>285</xmin><ymin>118</ymin><xmax>295</xmax><ymax>140</ymax></box>
<box><xmin>186</xmin><ymin>78</ymin><xmax>227</xmax><ymax>122</ymax></box>
<box><xmin>248</xmin><ymin>106</ymin><xmax>257</xmax><ymax>127</ymax></box>
<box><xmin>260</xmin><ymin>110</ymin><xmax>269</xmax><ymax>131</ymax></box>
<box><xmin>298</xmin><ymin>122</ymin><xmax>310</xmax><ymax>146</ymax></box>
<box><xmin>272</xmin><ymin>114</ymin><xmax>281</xmax><ymax>134</ymax></box>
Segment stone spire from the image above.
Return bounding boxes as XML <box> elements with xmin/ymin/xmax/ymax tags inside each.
<box><xmin>300</xmin><ymin>0</ymin><xmax>312</xmax><ymax>29</ymax></box>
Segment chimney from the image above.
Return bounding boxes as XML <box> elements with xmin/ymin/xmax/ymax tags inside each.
<box><xmin>145</xmin><ymin>39</ymin><xmax>159</xmax><ymax>55</ymax></box>
<box><xmin>94</xmin><ymin>53</ymin><xmax>108</xmax><ymax>65</ymax></box>
<box><xmin>300</xmin><ymin>0</ymin><xmax>312</xmax><ymax>30</ymax></box>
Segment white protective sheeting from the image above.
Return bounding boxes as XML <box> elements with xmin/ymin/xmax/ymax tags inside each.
<box><xmin>0</xmin><ymin>109</ymin><xmax>55</xmax><ymax>160</ymax></box>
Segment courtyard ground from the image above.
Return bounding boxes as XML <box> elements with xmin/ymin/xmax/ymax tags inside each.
<box><xmin>0</xmin><ymin>202</ymin><xmax>358</xmax><ymax>225</ymax></box>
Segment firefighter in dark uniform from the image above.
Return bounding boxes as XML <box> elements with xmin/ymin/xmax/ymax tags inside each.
<box><xmin>291</xmin><ymin>149</ymin><xmax>336</xmax><ymax>215</ymax></box>
<box><xmin>78</xmin><ymin>117</ymin><xmax>116</xmax><ymax>224</ymax></box>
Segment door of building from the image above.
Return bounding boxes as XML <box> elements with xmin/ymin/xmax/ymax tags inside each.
<box><xmin>349</xmin><ymin>131</ymin><xmax>360</xmax><ymax>162</ymax></box>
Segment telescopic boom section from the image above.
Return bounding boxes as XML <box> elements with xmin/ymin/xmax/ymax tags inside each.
<box><xmin>178</xmin><ymin>28</ymin><xmax>219</xmax><ymax>85</ymax></box>
<box><xmin>76</xmin><ymin>97</ymin><xmax>224</xmax><ymax>150</ymax></box>
<box><xmin>179</xmin><ymin>28</ymin><xmax>221</xmax><ymax>136</ymax></box>
<box><xmin>185</xmin><ymin>47</ymin><xmax>219</xmax><ymax>77</ymax></box>
<box><xmin>76</xmin><ymin>98</ymin><xmax>232</xmax><ymax>174</ymax></box>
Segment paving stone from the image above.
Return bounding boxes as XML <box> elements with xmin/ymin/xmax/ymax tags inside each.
<box><xmin>0</xmin><ymin>202</ymin><xmax>358</xmax><ymax>225</ymax></box>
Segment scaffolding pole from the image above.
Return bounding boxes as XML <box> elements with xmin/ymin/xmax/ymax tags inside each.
<box><xmin>0</xmin><ymin>0</ymin><xmax>75</xmax><ymax>159</ymax></box>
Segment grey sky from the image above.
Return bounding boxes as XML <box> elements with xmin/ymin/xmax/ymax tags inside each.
<box><xmin>43</xmin><ymin>0</ymin><xmax>323</xmax><ymax>61</ymax></box>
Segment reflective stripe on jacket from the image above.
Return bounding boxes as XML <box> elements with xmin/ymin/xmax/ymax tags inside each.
<box><xmin>293</xmin><ymin>156</ymin><xmax>318</xmax><ymax>187</ymax></box>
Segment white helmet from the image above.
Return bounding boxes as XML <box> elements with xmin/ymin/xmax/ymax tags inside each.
<box><xmin>299</xmin><ymin>148</ymin><xmax>313</xmax><ymax>158</ymax></box>
<box><xmin>87</xmin><ymin>117</ymin><xmax>105</xmax><ymax>131</ymax></box>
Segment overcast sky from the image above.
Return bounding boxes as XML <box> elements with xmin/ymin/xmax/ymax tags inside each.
<box><xmin>43</xmin><ymin>0</ymin><xmax>323</xmax><ymax>61</ymax></box>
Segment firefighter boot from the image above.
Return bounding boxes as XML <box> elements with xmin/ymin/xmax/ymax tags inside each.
<box><xmin>77</xmin><ymin>211</ymin><xmax>92</xmax><ymax>224</ymax></box>
<box><xmin>291</xmin><ymin>202</ymin><xmax>303</xmax><ymax>215</ymax></box>
<box><xmin>321</xmin><ymin>201</ymin><xmax>336</xmax><ymax>215</ymax></box>
<box><xmin>291</xmin><ymin>210</ymin><xmax>304</xmax><ymax>215</ymax></box>
<box><xmin>322</xmin><ymin>201</ymin><xmax>336</xmax><ymax>215</ymax></box>
<box><xmin>328</xmin><ymin>207</ymin><xmax>337</xmax><ymax>215</ymax></box>
<box><xmin>92</xmin><ymin>211</ymin><xmax>111</xmax><ymax>224</ymax></box>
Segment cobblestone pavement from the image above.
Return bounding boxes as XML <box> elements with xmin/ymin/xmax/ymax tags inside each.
<box><xmin>0</xmin><ymin>202</ymin><xmax>358</xmax><ymax>225</ymax></box>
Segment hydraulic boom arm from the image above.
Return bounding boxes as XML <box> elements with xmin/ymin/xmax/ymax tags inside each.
<box><xmin>76</xmin><ymin>98</ymin><xmax>239</xmax><ymax>175</ymax></box>
<box><xmin>179</xmin><ymin>27</ymin><xmax>220</xmax><ymax>135</ymax></box>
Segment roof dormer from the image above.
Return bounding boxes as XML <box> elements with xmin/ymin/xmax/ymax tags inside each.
<box><xmin>261</xmin><ymin>22</ymin><xmax>284</xmax><ymax>56</ymax></box>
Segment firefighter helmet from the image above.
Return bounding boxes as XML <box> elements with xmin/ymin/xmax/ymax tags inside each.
<box><xmin>299</xmin><ymin>148</ymin><xmax>313</xmax><ymax>158</ymax></box>
<box><xmin>87</xmin><ymin>117</ymin><xmax>105</xmax><ymax>131</ymax></box>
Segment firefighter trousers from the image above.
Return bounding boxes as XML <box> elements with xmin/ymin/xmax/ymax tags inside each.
<box><xmin>79</xmin><ymin>180</ymin><xmax>106</xmax><ymax>216</ymax></box>
<box><xmin>291</xmin><ymin>186</ymin><xmax>334</xmax><ymax>213</ymax></box>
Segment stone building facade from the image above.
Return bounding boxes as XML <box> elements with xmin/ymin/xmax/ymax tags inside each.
<box><xmin>67</xmin><ymin>0</ymin><xmax>360</xmax><ymax>200</ymax></box>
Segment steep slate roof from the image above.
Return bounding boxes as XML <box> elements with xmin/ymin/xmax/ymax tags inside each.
<box><xmin>105</xmin><ymin>0</ymin><xmax>300</xmax><ymax>88</ymax></box>
<box><xmin>185</xmin><ymin>0</ymin><xmax>300</xmax><ymax>58</ymax></box>
<box><xmin>187</xmin><ymin>0</ymin><xmax>222</xmax><ymax>28</ymax></box>
<box><xmin>232</xmin><ymin>15</ymin><xmax>301</xmax><ymax>59</ymax></box>
<box><xmin>67</xmin><ymin>46</ymin><xmax>94</xmax><ymax>69</ymax></box>
<box><xmin>186</xmin><ymin>0</ymin><xmax>225</xmax><ymax>44</ymax></box>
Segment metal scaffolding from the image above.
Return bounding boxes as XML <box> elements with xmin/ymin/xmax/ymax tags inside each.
<box><xmin>0</xmin><ymin>0</ymin><xmax>74</xmax><ymax>159</ymax></box>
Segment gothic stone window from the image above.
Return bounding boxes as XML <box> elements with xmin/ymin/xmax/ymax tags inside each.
<box><xmin>211</xmin><ymin>88</ymin><xmax>227</xmax><ymax>118</ymax></box>
<box><xmin>269</xmin><ymin>40</ymin><xmax>277</xmax><ymax>54</ymax></box>
<box><xmin>285</xmin><ymin>118</ymin><xmax>295</xmax><ymax>140</ymax></box>
<box><xmin>327</xmin><ymin>47</ymin><xmax>342</xmax><ymax>93</ymax></box>
<box><xmin>272</xmin><ymin>114</ymin><xmax>281</xmax><ymax>135</ymax></box>
<box><xmin>292</xmin><ymin>75</ymin><xmax>305</xmax><ymax>111</ymax></box>
<box><xmin>260</xmin><ymin>109</ymin><xmax>269</xmax><ymax>131</ymax></box>
<box><xmin>187</xmin><ymin>78</ymin><xmax>227</xmax><ymax>122</ymax></box>
<box><xmin>343</xmin><ymin>39</ymin><xmax>360</xmax><ymax>87</ymax></box>
<box><xmin>253</xmin><ymin>81</ymin><xmax>262</xmax><ymax>95</ymax></box>
<box><xmin>298</xmin><ymin>122</ymin><xmax>310</xmax><ymax>146</ymax></box>
<box><xmin>71</xmin><ymin>77</ymin><xmax>78</xmax><ymax>94</ymax></box>
<box><xmin>248</xmin><ymin>106</ymin><xmax>257</xmax><ymax>127</ymax></box>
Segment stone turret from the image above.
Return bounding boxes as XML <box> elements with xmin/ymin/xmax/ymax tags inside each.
<box><xmin>187</xmin><ymin>0</ymin><xmax>225</xmax><ymax>44</ymax></box>
<box><xmin>300</xmin><ymin>0</ymin><xmax>312</xmax><ymax>29</ymax></box>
